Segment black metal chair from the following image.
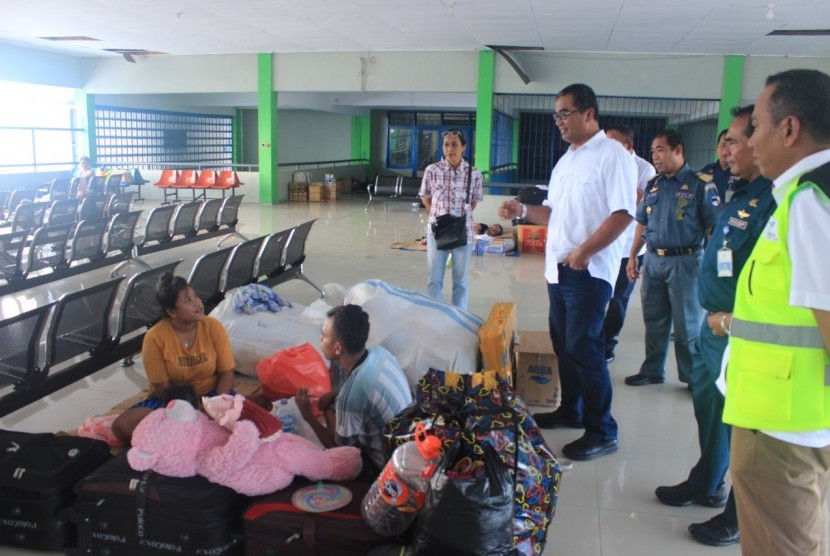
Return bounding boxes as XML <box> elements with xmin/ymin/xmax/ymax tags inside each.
<box><xmin>21</xmin><ymin>223</ymin><xmax>74</xmax><ymax>277</ymax></box>
<box><xmin>46</xmin><ymin>198</ymin><xmax>79</xmax><ymax>227</ymax></box>
<box><xmin>0</xmin><ymin>303</ymin><xmax>54</xmax><ymax>389</ymax></box>
<box><xmin>0</xmin><ymin>230</ymin><xmax>27</xmax><ymax>283</ymax></box>
<box><xmin>0</xmin><ymin>189</ymin><xmax>36</xmax><ymax>224</ymax></box>
<box><xmin>105</xmin><ymin>174</ymin><xmax>124</xmax><ymax>195</ymax></box>
<box><xmin>66</xmin><ymin>218</ymin><xmax>109</xmax><ymax>265</ymax></box>
<box><xmin>365</xmin><ymin>175</ymin><xmax>402</xmax><ymax>210</ymax></box>
<box><xmin>10</xmin><ymin>201</ymin><xmax>48</xmax><ymax>234</ymax></box>
<box><xmin>78</xmin><ymin>194</ymin><xmax>108</xmax><ymax>221</ymax></box>
<box><xmin>216</xmin><ymin>195</ymin><xmax>246</xmax><ymax>247</ymax></box>
<box><xmin>107</xmin><ymin>210</ymin><xmax>152</xmax><ymax>277</ymax></box>
<box><xmin>265</xmin><ymin>219</ymin><xmax>324</xmax><ymax>297</ymax></box>
<box><xmin>170</xmin><ymin>200</ymin><xmax>201</xmax><ymax>239</ymax></box>
<box><xmin>223</xmin><ymin>235</ymin><xmax>265</xmax><ymax>293</ymax></box>
<box><xmin>195</xmin><ymin>198</ymin><xmax>223</xmax><ymax>233</ymax></box>
<box><xmin>254</xmin><ymin>228</ymin><xmax>292</xmax><ymax>281</ymax></box>
<box><xmin>105</xmin><ymin>193</ymin><xmax>132</xmax><ymax>217</ymax></box>
<box><xmin>48</xmin><ymin>178</ymin><xmax>71</xmax><ymax>201</ymax></box>
<box><xmin>44</xmin><ymin>278</ymin><xmax>124</xmax><ymax>375</ymax></box>
<box><xmin>188</xmin><ymin>246</ymin><xmax>234</xmax><ymax>314</ymax></box>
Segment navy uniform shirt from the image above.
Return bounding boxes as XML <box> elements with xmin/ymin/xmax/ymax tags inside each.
<box><xmin>698</xmin><ymin>175</ymin><xmax>776</xmax><ymax>313</ymax></box>
<box><xmin>699</xmin><ymin>161</ymin><xmax>735</xmax><ymax>202</ymax></box>
<box><xmin>636</xmin><ymin>163</ymin><xmax>723</xmax><ymax>250</ymax></box>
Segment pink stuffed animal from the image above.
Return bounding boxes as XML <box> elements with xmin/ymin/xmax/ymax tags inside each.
<box><xmin>127</xmin><ymin>398</ymin><xmax>362</xmax><ymax>496</ymax></box>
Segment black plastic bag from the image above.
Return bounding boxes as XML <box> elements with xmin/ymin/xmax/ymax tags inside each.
<box><xmin>412</xmin><ymin>445</ymin><xmax>513</xmax><ymax>556</ymax></box>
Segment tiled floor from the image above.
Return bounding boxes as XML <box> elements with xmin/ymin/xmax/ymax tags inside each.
<box><xmin>0</xmin><ymin>194</ymin><xmax>743</xmax><ymax>555</ymax></box>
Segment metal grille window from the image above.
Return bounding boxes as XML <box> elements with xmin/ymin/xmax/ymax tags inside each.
<box><xmin>386</xmin><ymin>111</ymin><xmax>476</xmax><ymax>175</ymax></box>
<box><xmin>494</xmin><ymin>94</ymin><xmax>720</xmax><ymax>183</ymax></box>
<box><xmin>94</xmin><ymin>106</ymin><xmax>233</xmax><ymax>168</ymax></box>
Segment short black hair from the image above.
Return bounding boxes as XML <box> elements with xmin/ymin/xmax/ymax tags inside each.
<box><xmin>730</xmin><ymin>105</ymin><xmax>755</xmax><ymax>138</ymax></box>
<box><xmin>717</xmin><ymin>129</ymin><xmax>728</xmax><ymax>143</ymax></box>
<box><xmin>156</xmin><ymin>272</ymin><xmax>190</xmax><ymax>316</ymax></box>
<box><xmin>606</xmin><ymin>123</ymin><xmax>633</xmax><ymax>144</ymax></box>
<box><xmin>557</xmin><ymin>83</ymin><xmax>599</xmax><ymax>119</ymax></box>
<box><xmin>653</xmin><ymin>129</ymin><xmax>684</xmax><ymax>150</ymax></box>
<box><xmin>327</xmin><ymin>304</ymin><xmax>370</xmax><ymax>355</ymax></box>
<box><xmin>766</xmin><ymin>69</ymin><xmax>830</xmax><ymax>143</ymax></box>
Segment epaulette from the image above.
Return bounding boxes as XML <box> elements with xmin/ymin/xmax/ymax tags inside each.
<box><xmin>798</xmin><ymin>160</ymin><xmax>830</xmax><ymax>199</ymax></box>
<box><xmin>695</xmin><ymin>171</ymin><xmax>714</xmax><ymax>183</ymax></box>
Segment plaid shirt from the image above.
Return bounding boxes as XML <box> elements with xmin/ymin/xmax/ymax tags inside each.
<box><xmin>419</xmin><ymin>159</ymin><xmax>484</xmax><ymax>242</ymax></box>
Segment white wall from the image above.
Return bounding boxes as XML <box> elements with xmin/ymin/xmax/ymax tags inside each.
<box><xmin>741</xmin><ymin>56</ymin><xmax>830</xmax><ymax>103</ymax></box>
<box><xmin>0</xmin><ymin>44</ymin><xmax>85</xmax><ymax>88</ymax></box>
<box><xmin>276</xmin><ymin>110</ymin><xmax>353</xmax><ymax>164</ymax></box>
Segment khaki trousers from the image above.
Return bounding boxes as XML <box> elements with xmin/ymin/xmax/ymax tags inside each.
<box><xmin>731</xmin><ymin>427</ymin><xmax>830</xmax><ymax>555</ymax></box>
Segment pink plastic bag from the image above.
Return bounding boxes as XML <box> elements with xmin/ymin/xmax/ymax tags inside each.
<box><xmin>256</xmin><ymin>343</ymin><xmax>331</xmax><ymax>414</ymax></box>
<box><xmin>78</xmin><ymin>414</ymin><xmax>124</xmax><ymax>448</ymax></box>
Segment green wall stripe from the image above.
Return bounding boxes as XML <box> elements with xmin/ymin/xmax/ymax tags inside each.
<box><xmin>716</xmin><ymin>55</ymin><xmax>745</xmax><ymax>156</ymax></box>
<box><xmin>76</xmin><ymin>91</ymin><xmax>96</xmax><ymax>164</ymax></box>
<box><xmin>258</xmin><ymin>53</ymin><xmax>278</xmax><ymax>204</ymax></box>
<box><xmin>474</xmin><ymin>50</ymin><xmax>495</xmax><ymax>174</ymax></box>
<box><xmin>351</xmin><ymin>115</ymin><xmax>370</xmax><ymax>161</ymax></box>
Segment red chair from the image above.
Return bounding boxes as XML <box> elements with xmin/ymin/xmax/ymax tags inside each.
<box><xmin>153</xmin><ymin>169</ymin><xmax>180</xmax><ymax>205</ymax></box>
<box><xmin>212</xmin><ymin>171</ymin><xmax>243</xmax><ymax>198</ymax></box>
<box><xmin>193</xmin><ymin>170</ymin><xmax>218</xmax><ymax>201</ymax></box>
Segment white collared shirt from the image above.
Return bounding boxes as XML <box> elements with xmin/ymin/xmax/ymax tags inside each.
<box><xmin>542</xmin><ymin>130</ymin><xmax>638</xmax><ymax>286</ymax></box>
<box><xmin>621</xmin><ymin>154</ymin><xmax>656</xmax><ymax>256</ymax></box>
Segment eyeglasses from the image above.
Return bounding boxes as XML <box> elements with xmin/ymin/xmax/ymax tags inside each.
<box><xmin>552</xmin><ymin>109</ymin><xmax>583</xmax><ymax>122</ymax></box>
<box><xmin>442</xmin><ymin>130</ymin><xmax>464</xmax><ymax>138</ymax></box>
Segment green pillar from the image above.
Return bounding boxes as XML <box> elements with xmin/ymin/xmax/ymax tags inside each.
<box><xmin>75</xmin><ymin>91</ymin><xmax>96</xmax><ymax>164</ymax></box>
<box><xmin>716</xmin><ymin>55</ymin><xmax>745</xmax><ymax>152</ymax></box>
<box><xmin>351</xmin><ymin>115</ymin><xmax>371</xmax><ymax>162</ymax></box>
<box><xmin>233</xmin><ymin>107</ymin><xmax>244</xmax><ymax>166</ymax></box>
<box><xmin>258</xmin><ymin>53</ymin><xmax>279</xmax><ymax>204</ymax></box>
<box><xmin>474</xmin><ymin>50</ymin><xmax>495</xmax><ymax>175</ymax></box>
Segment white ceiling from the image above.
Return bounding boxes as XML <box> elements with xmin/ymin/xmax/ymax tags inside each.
<box><xmin>2</xmin><ymin>0</ymin><xmax>830</xmax><ymax>59</ymax></box>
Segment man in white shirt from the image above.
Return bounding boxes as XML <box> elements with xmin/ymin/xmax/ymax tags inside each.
<box><xmin>722</xmin><ymin>68</ymin><xmax>830</xmax><ymax>555</ymax></box>
<box><xmin>603</xmin><ymin>124</ymin><xmax>656</xmax><ymax>362</ymax></box>
<box><xmin>499</xmin><ymin>83</ymin><xmax>637</xmax><ymax>461</ymax></box>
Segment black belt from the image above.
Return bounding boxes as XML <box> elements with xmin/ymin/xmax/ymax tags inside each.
<box><xmin>648</xmin><ymin>246</ymin><xmax>700</xmax><ymax>257</ymax></box>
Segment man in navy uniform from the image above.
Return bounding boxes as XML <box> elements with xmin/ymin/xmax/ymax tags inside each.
<box><xmin>625</xmin><ymin>130</ymin><xmax>722</xmax><ymax>386</ymax></box>
<box><xmin>700</xmin><ymin>129</ymin><xmax>735</xmax><ymax>202</ymax></box>
<box><xmin>654</xmin><ymin>106</ymin><xmax>776</xmax><ymax>548</ymax></box>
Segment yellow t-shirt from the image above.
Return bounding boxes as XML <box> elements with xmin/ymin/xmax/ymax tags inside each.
<box><xmin>142</xmin><ymin>316</ymin><xmax>235</xmax><ymax>396</ymax></box>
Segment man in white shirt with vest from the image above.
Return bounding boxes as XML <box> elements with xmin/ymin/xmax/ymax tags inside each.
<box><xmin>499</xmin><ymin>83</ymin><xmax>637</xmax><ymax>461</ymax></box>
<box><xmin>723</xmin><ymin>68</ymin><xmax>830</xmax><ymax>555</ymax></box>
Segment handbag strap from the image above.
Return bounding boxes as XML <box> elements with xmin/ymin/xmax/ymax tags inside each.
<box><xmin>465</xmin><ymin>162</ymin><xmax>471</xmax><ymax>205</ymax></box>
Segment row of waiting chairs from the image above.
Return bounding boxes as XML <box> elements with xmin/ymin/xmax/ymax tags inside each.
<box><xmin>0</xmin><ymin>195</ymin><xmax>242</xmax><ymax>287</ymax></box>
<box><xmin>153</xmin><ymin>169</ymin><xmax>242</xmax><ymax>205</ymax></box>
<box><xmin>365</xmin><ymin>174</ymin><xmax>422</xmax><ymax>210</ymax></box>
<box><xmin>0</xmin><ymin>194</ymin><xmax>132</xmax><ymax>236</ymax></box>
<box><xmin>0</xmin><ymin>218</ymin><xmax>321</xmax><ymax>416</ymax></box>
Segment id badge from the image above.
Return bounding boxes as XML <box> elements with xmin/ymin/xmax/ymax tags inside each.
<box><xmin>717</xmin><ymin>248</ymin><xmax>733</xmax><ymax>277</ymax></box>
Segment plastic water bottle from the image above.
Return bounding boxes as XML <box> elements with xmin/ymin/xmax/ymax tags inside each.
<box><xmin>274</xmin><ymin>399</ymin><xmax>295</xmax><ymax>434</ymax></box>
<box><xmin>361</xmin><ymin>423</ymin><xmax>442</xmax><ymax>536</ymax></box>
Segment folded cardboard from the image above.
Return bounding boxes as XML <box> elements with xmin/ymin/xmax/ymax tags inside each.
<box><xmin>474</xmin><ymin>236</ymin><xmax>516</xmax><ymax>256</ymax></box>
<box><xmin>514</xmin><ymin>330</ymin><xmax>560</xmax><ymax>408</ymax></box>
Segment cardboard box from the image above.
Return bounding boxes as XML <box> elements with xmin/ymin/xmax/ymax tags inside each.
<box><xmin>474</xmin><ymin>236</ymin><xmax>516</xmax><ymax>256</ymax></box>
<box><xmin>514</xmin><ymin>330</ymin><xmax>560</xmax><ymax>408</ymax></box>
<box><xmin>516</xmin><ymin>225</ymin><xmax>548</xmax><ymax>255</ymax></box>
<box><xmin>308</xmin><ymin>182</ymin><xmax>323</xmax><ymax>202</ymax></box>
<box><xmin>288</xmin><ymin>182</ymin><xmax>308</xmax><ymax>202</ymax></box>
<box><xmin>322</xmin><ymin>182</ymin><xmax>339</xmax><ymax>201</ymax></box>
<box><xmin>479</xmin><ymin>302</ymin><xmax>517</xmax><ymax>381</ymax></box>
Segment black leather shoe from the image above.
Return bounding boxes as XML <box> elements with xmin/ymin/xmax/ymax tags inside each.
<box><xmin>689</xmin><ymin>513</ymin><xmax>740</xmax><ymax>546</ymax></box>
<box><xmin>562</xmin><ymin>434</ymin><xmax>618</xmax><ymax>461</ymax></box>
<box><xmin>533</xmin><ymin>408</ymin><xmax>583</xmax><ymax>430</ymax></box>
<box><xmin>605</xmin><ymin>348</ymin><xmax>615</xmax><ymax>362</ymax></box>
<box><xmin>655</xmin><ymin>481</ymin><xmax>727</xmax><ymax>508</ymax></box>
<box><xmin>624</xmin><ymin>373</ymin><xmax>665</xmax><ymax>386</ymax></box>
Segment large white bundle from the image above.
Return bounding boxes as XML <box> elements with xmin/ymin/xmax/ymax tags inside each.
<box><xmin>345</xmin><ymin>280</ymin><xmax>482</xmax><ymax>389</ymax></box>
<box><xmin>211</xmin><ymin>299</ymin><xmax>327</xmax><ymax>377</ymax></box>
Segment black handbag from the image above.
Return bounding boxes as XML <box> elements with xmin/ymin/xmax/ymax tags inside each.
<box><xmin>431</xmin><ymin>164</ymin><xmax>471</xmax><ymax>251</ymax></box>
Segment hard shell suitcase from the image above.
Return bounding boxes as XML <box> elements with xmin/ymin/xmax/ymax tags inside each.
<box><xmin>69</xmin><ymin>452</ymin><xmax>247</xmax><ymax>555</ymax></box>
<box><xmin>0</xmin><ymin>429</ymin><xmax>111</xmax><ymax>551</ymax></box>
<box><xmin>243</xmin><ymin>478</ymin><xmax>388</xmax><ymax>555</ymax></box>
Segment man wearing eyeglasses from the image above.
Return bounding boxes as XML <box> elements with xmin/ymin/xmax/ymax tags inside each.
<box><xmin>499</xmin><ymin>83</ymin><xmax>637</xmax><ymax>461</ymax></box>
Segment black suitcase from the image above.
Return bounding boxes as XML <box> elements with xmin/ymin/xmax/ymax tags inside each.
<box><xmin>243</xmin><ymin>478</ymin><xmax>389</xmax><ymax>555</ymax></box>
<box><xmin>69</xmin><ymin>452</ymin><xmax>247</xmax><ymax>555</ymax></box>
<box><xmin>0</xmin><ymin>429</ymin><xmax>111</xmax><ymax>551</ymax></box>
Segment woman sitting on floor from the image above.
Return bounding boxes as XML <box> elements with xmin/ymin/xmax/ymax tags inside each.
<box><xmin>112</xmin><ymin>272</ymin><xmax>236</xmax><ymax>444</ymax></box>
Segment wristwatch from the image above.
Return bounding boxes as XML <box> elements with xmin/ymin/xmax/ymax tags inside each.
<box><xmin>520</xmin><ymin>204</ymin><xmax>527</xmax><ymax>219</ymax></box>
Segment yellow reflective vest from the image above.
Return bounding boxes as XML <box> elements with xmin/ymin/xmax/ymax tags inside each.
<box><xmin>723</xmin><ymin>164</ymin><xmax>830</xmax><ymax>431</ymax></box>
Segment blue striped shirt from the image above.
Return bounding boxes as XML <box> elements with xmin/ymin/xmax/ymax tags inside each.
<box><xmin>335</xmin><ymin>344</ymin><xmax>412</xmax><ymax>469</ymax></box>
